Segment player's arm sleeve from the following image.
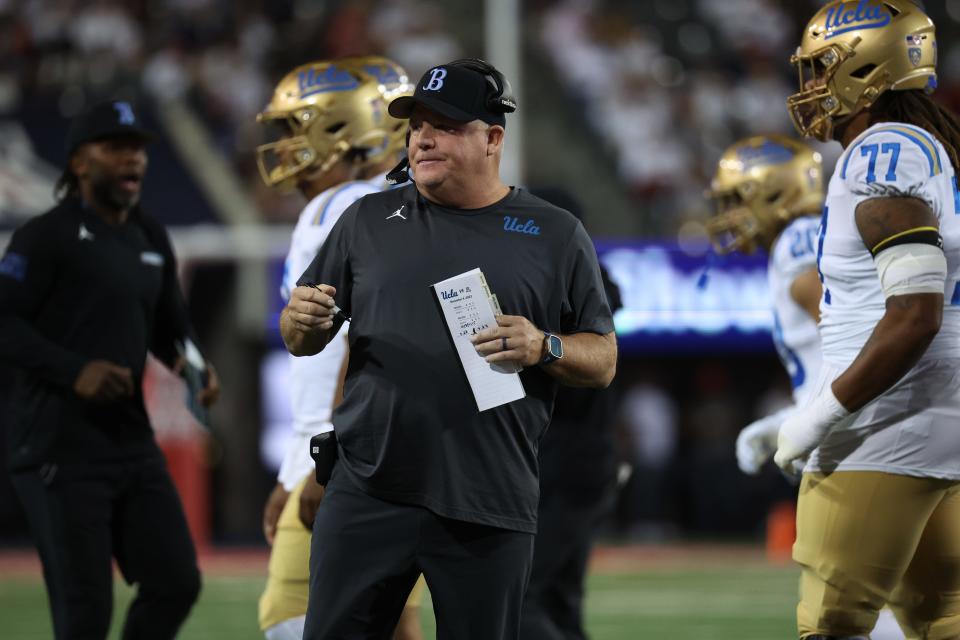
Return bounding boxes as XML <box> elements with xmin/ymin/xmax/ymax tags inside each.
<box><xmin>842</xmin><ymin>128</ymin><xmax>941</xmax><ymax>214</ymax></box>
<box><xmin>0</xmin><ymin>222</ymin><xmax>88</xmax><ymax>388</ymax></box>
<box><xmin>558</xmin><ymin>221</ymin><xmax>615</xmax><ymax>335</ymax></box>
<box><xmin>296</xmin><ymin>201</ymin><xmax>358</xmax><ymax>319</ymax></box>
<box><xmin>146</xmin><ymin>221</ymin><xmax>202</xmax><ymax>369</ymax></box>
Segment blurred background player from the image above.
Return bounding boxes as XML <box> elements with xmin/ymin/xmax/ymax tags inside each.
<box><xmin>255</xmin><ymin>56</ymin><xmax>425</xmax><ymax>640</ymax></box>
<box><xmin>0</xmin><ymin>101</ymin><xmax>219</xmax><ymax>639</ymax></box>
<box><xmin>706</xmin><ymin>135</ymin><xmax>824</xmax><ymax>476</ymax></box>
<box><xmin>775</xmin><ymin>1</ymin><xmax>960</xmax><ymax>637</ymax></box>
<box><xmin>706</xmin><ymin>134</ymin><xmax>904</xmax><ymax>640</ymax></box>
<box><xmin>519</xmin><ymin>188</ymin><xmax>624</xmax><ymax>640</ymax></box>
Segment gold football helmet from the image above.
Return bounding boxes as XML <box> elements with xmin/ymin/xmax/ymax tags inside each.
<box><xmin>256</xmin><ymin>58</ymin><xmax>412</xmax><ymax>189</ymax></box>
<box><xmin>334</xmin><ymin>55</ymin><xmax>413</xmax><ymax>166</ymax></box>
<box><xmin>787</xmin><ymin>0</ymin><xmax>937</xmax><ymax>141</ymax></box>
<box><xmin>706</xmin><ymin>135</ymin><xmax>824</xmax><ymax>255</ymax></box>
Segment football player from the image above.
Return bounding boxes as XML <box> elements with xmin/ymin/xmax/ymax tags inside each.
<box><xmin>256</xmin><ymin>56</ymin><xmax>425</xmax><ymax>640</ymax></box>
<box><xmin>707</xmin><ymin>135</ymin><xmax>824</xmax><ymax>475</ymax></box>
<box><xmin>707</xmin><ymin>135</ymin><xmax>905</xmax><ymax>640</ymax></box>
<box><xmin>775</xmin><ymin>2</ymin><xmax>960</xmax><ymax>638</ymax></box>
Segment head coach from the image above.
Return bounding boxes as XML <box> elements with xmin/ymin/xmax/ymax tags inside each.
<box><xmin>280</xmin><ymin>58</ymin><xmax>617</xmax><ymax>639</ymax></box>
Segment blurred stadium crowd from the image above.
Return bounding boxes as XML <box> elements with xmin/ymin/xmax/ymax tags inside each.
<box><xmin>4</xmin><ymin>0</ymin><xmax>960</xmax><ymax>233</ymax></box>
<box><xmin>539</xmin><ymin>0</ymin><xmax>960</xmax><ymax>233</ymax></box>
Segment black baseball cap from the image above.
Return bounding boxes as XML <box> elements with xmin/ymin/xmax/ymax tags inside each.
<box><xmin>388</xmin><ymin>64</ymin><xmax>508</xmax><ymax>127</ymax></box>
<box><xmin>64</xmin><ymin>100</ymin><xmax>154</xmax><ymax>158</ymax></box>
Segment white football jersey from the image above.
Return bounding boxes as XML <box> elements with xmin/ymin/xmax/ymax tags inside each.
<box><xmin>768</xmin><ymin>215</ymin><xmax>822</xmax><ymax>405</ymax></box>
<box><xmin>809</xmin><ymin>121</ymin><xmax>960</xmax><ymax>478</ymax></box>
<box><xmin>277</xmin><ymin>178</ymin><xmax>380</xmax><ymax>490</ymax></box>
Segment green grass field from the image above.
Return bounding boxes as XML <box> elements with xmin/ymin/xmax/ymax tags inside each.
<box><xmin>0</xmin><ymin>552</ymin><xmax>800</xmax><ymax>640</ymax></box>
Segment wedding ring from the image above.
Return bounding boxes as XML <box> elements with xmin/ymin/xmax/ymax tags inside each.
<box><xmin>501</xmin><ymin>337</ymin><xmax>508</xmax><ymax>352</ymax></box>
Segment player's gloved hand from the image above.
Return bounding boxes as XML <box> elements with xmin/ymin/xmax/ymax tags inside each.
<box><xmin>263</xmin><ymin>483</ymin><xmax>290</xmax><ymax>546</ymax></box>
<box><xmin>736</xmin><ymin>411</ymin><xmax>785</xmax><ymax>475</ymax></box>
<box><xmin>774</xmin><ymin>386</ymin><xmax>850</xmax><ymax>472</ymax></box>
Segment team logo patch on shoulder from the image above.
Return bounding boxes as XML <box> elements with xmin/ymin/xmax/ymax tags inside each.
<box><xmin>140</xmin><ymin>251</ymin><xmax>164</xmax><ymax>267</ymax></box>
<box><xmin>0</xmin><ymin>252</ymin><xmax>27</xmax><ymax>281</ymax></box>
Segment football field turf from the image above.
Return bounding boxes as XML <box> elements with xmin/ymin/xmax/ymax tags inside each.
<box><xmin>0</xmin><ymin>547</ymin><xmax>799</xmax><ymax>639</ymax></box>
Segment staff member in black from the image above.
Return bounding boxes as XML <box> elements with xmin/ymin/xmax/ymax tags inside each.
<box><xmin>0</xmin><ymin>101</ymin><xmax>219</xmax><ymax>639</ymax></box>
<box><xmin>519</xmin><ymin>189</ymin><xmax>623</xmax><ymax>640</ymax></box>
<box><xmin>281</xmin><ymin>59</ymin><xmax>617</xmax><ymax>639</ymax></box>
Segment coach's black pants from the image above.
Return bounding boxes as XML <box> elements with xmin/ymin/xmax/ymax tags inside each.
<box><xmin>11</xmin><ymin>453</ymin><xmax>201</xmax><ymax>639</ymax></box>
<box><xmin>303</xmin><ymin>468</ymin><xmax>534</xmax><ymax>639</ymax></box>
<box><xmin>519</xmin><ymin>487</ymin><xmax>613</xmax><ymax>640</ymax></box>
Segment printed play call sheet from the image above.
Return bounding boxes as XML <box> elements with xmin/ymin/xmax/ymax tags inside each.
<box><xmin>432</xmin><ymin>268</ymin><xmax>525</xmax><ymax>412</ymax></box>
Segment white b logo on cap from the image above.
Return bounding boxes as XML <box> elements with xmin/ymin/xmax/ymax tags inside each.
<box><xmin>423</xmin><ymin>68</ymin><xmax>447</xmax><ymax>91</ymax></box>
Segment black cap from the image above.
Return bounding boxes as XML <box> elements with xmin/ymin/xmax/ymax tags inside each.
<box><xmin>389</xmin><ymin>64</ymin><xmax>507</xmax><ymax>127</ymax></box>
<box><xmin>65</xmin><ymin>101</ymin><xmax>154</xmax><ymax>159</ymax></box>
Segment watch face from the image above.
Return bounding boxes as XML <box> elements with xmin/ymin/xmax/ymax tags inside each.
<box><xmin>548</xmin><ymin>334</ymin><xmax>563</xmax><ymax>359</ymax></box>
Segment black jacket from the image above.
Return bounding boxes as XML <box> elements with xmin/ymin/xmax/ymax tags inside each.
<box><xmin>0</xmin><ymin>196</ymin><xmax>198</xmax><ymax>469</ymax></box>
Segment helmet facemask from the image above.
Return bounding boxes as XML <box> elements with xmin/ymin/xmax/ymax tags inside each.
<box><xmin>788</xmin><ymin>42</ymin><xmax>861</xmax><ymax>142</ymax></box>
<box><xmin>707</xmin><ymin>183</ymin><xmax>778</xmax><ymax>256</ymax></box>
<box><xmin>256</xmin><ymin>107</ymin><xmax>351</xmax><ymax>190</ymax></box>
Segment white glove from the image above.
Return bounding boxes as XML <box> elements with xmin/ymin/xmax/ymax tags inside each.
<box><xmin>736</xmin><ymin>408</ymin><xmax>792</xmax><ymax>475</ymax></box>
<box><xmin>774</xmin><ymin>386</ymin><xmax>850</xmax><ymax>472</ymax></box>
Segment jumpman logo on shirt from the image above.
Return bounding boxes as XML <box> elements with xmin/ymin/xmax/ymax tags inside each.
<box><xmin>386</xmin><ymin>206</ymin><xmax>406</xmax><ymax>221</ymax></box>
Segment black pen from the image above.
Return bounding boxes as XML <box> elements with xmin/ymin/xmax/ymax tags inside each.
<box><xmin>304</xmin><ymin>282</ymin><xmax>351</xmax><ymax>322</ymax></box>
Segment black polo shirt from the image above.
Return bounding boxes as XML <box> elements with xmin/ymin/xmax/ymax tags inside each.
<box><xmin>298</xmin><ymin>185</ymin><xmax>614</xmax><ymax>533</ymax></box>
<box><xmin>0</xmin><ymin>196</ymin><xmax>197</xmax><ymax>469</ymax></box>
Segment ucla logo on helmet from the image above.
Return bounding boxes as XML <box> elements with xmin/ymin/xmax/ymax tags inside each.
<box><xmin>363</xmin><ymin>64</ymin><xmax>402</xmax><ymax>90</ymax></box>
<box><xmin>423</xmin><ymin>68</ymin><xmax>447</xmax><ymax>91</ymax></box>
<box><xmin>297</xmin><ymin>65</ymin><xmax>358</xmax><ymax>98</ymax></box>
<box><xmin>823</xmin><ymin>0</ymin><xmax>891</xmax><ymax>39</ymax></box>
<box><xmin>737</xmin><ymin>141</ymin><xmax>795</xmax><ymax>170</ymax></box>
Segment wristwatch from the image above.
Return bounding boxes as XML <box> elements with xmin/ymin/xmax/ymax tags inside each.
<box><xmin>540</xmin><ymin>332</ymin><xmax>563</xmax><ymax>365</ymax></box>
